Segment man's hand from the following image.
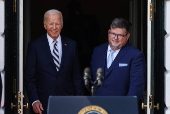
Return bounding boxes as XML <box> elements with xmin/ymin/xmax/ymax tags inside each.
<box><xmin>33</xmin><ymin>101</ymin><xmax>44</xmax><ymax>114</ymax></box>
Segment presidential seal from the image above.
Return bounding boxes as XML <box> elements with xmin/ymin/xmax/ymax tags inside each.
<box><xmin>78</xmin><ymin>105</ymin><xmax>108</xmax><ymax>114</ymax></box>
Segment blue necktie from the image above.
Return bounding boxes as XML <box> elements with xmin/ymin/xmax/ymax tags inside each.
<box><xmin>107</xmin><ymin>49</ymin><xmax>115</xmax><ymax>68</ymax></box>
<box><xmin>53</xmin><ymin>41</ymin><xmax>60</xmax><ymax>71</ymax></box>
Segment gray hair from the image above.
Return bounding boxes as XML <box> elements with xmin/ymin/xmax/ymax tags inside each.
<box><xmin>110</xmin><ymin>18</ymin><xmax>130</xmax><ymax>33</ymax></box>
<box><xmin>44</xmin><ymin>9</ymin><xmax>63</xmax><ymax>22</ymax></box>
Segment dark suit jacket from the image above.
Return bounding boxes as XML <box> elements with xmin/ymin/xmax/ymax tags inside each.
<box><xmin>24</xmin><ymin>34</ymin><xmax>84</xmax><ymax>114</ymax></box>
<box><xmin>91</xmin><ymin>42</ymin><xmax>146</xmax><ymax>101</ymax></box>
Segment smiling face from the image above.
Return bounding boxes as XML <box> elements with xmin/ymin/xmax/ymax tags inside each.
<box><xmin>108</xmin><ymin>28</ymin><xmax>130</xmax><ymax>50</ymax></box>
<box><xmin>44</xmin><ymin>13</ymin><xmax>63</xmax><ymax>40</ymax></box>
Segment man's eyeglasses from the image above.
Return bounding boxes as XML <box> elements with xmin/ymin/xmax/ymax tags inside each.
<box><xmin>109</xmin><ymin>31</ymin><xmax>127</xmax><ymax>40</ymax></box>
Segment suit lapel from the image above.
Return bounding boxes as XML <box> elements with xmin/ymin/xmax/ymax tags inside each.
<box><xmin>42</xmin><ymin>35</ymin><xmax>56</xmax><ymax>68</ymax></box>
<box><xmin>100</xmin><ymin>44</ymin><xmax>108</xmax><ymax>74</ymax></box>
<box><xmin>105</xmin><ymin>43</ymin><xmax>130</xmax><ymax>77</ymax></box>
<box><xmin>59</xmin><ymin>36</ymin><xmax>67</xmax><ymax>69</ymax></box>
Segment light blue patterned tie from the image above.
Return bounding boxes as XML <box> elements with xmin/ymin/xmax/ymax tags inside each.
<box><xmin>53</xmin><ymin>41</ymin><xmax>60</xmax><ymax>71</ymax></box>
<box><xmin>107</xmin><ymin>49</ymin><xmax>115</xmax><ymax>68</ymax></box>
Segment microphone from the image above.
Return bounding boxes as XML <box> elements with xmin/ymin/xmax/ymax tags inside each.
<box><xmin>83</xmin><ymin>67</ymin><xmax>91</xmax><ymax>88</ymax></box>
<box><xmin>96</xmin><ymin>68</ymin><xmax>104</xmax><ymax>88</ymax></box>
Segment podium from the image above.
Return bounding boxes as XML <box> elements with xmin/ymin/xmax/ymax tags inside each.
<box><xmin>47</xmin><ymin>96</ymin><xmax>138</xmax><ymax>114</ymax></box>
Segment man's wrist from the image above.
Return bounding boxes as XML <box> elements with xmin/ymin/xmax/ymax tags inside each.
<box><xmin>32</xmin><ymin>100</ymin><xmax>40</xmax><ymax>106</ymax></box>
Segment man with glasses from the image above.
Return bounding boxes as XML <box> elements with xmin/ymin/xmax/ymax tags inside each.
<box><xmin>90</xmin><ymin>18</ymin><xmax>146</xmax><ymax>113</ymax></box>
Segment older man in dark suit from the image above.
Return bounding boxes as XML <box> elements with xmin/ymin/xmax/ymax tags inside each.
<box><xmin>24</xmin><ymin>9</ymin><xmax>84</xmax><ymax>114</ymax></box>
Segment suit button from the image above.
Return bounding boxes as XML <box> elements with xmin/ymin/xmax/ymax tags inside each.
<box><xmin>103</xmin><ymin>85</ymin><xmax>106</xmax><ymax>88</ymax></box>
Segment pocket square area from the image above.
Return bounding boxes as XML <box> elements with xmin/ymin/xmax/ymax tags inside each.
<box><xmin>119</xmin><ymin>63</ymin><xmax>128</xmax><ymax>67</ymax></box>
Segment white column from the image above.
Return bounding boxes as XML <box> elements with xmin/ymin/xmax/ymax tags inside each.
<box><xmin>164</xmin><ymin>1</ymin><xmax>170</xmax><ymax>114</ymax></box>
<box><xmin>19</xmin><ymin>0</ymin><xmax>24</xmax><ymax>113</ymax></box>
<box><xmin>0</xmin><ymin>0</ymin><xmax>4</xmax><ymax>35</ymax></box>
<box><xmin>147</xmin><ymin>0</ymin><xmax>152</xmax><ymax>114</ymax></box>
<box><xmin>0</xmin><ymin>0</ymin><xmax>5</xmax><ymax>71</ymax></box>
<box><xmin>0</xmin><ymin>1</ymin><xmax>5</xmax><ymax>114</ymax></box>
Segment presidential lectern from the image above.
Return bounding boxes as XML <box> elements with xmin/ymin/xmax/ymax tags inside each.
<box><xmin>47</xmin><ymin>96</ymin><xmax>138</xmax><ymax>114</ymax></box>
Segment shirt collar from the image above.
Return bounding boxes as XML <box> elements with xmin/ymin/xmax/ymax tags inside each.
<box><xmin>47</xmin><ymin>33</ymin><xmax>61</xmax><ymax>44</ymax></box>
<box><xmin>107</xmin><ymin>45</ymin><xmax>120</xmax><ymax>52</ymax></box>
